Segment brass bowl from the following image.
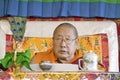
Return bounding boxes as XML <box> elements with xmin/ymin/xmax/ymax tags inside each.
<box><xmin>39</xmin><ymin>60</ymin><xmax>52</xmax><ymax>71</ymax></box>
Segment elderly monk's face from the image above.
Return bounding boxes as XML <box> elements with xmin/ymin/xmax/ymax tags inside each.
<box><xmin>53</xmin><ymin>26</ymin><xmax>78</xmax><ymax>61</ymax></box>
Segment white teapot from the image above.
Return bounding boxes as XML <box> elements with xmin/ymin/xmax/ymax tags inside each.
<box><xmin>78</xmin><ymin>50</ymin><xmax>98</xmax><ymax>71</ymax></box>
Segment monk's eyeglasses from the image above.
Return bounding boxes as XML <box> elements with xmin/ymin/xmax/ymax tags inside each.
<box><xmin>53</xmin><ymin>37</ymin><xmax>77</xmax><ymax>44</ymax></box>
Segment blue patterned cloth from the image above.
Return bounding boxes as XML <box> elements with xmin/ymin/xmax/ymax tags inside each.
<box><xmin>0</xmin><ymin>0</ymin><xmax>120</xmax><ymax>18</ymax></box>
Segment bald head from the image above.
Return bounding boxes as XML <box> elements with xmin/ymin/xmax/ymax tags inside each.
<box><xmin>53</xmin><ymin>23</ymin><xmax>78</xmax><ymax>38</ymax></box>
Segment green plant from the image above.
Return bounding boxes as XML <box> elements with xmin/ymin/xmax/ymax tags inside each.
<box><xmin>0</xmin><ymin>49</ymin><xmax>32</xmax><ymax>71</ymax></box>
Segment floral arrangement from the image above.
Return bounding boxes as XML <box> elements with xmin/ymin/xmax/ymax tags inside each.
<box><xmin>0</xmin><ymin>49</ymin><xmax>32</xmax><ymax>71</ymax></box>
<box><xmin>0</xmin><ymin>17</ymin><xmax>33</xmax><ymax>72</ymax></box>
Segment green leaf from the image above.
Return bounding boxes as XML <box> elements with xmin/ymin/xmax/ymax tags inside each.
<box><xmin>17</xmin><ymin>49</ymin><xmax>31</xmax><ymax>64</ymax></box>
<box><xmin>0</xmin><ymin>49</ymin><xmax>32</xmax><ymax>71</ymax></box>
<box><xmin>16</xmin><ymin>54</ymin><xmax>24</xmax><ymax>64</ymax></box>
<box><xmin>24</xmin><ymin>49</ymin><xmax>31</xmax><ymax>59</ymax></box>
<box><xmin>7</xmin><ymin>60</ymin><xmax>14</xmax><ymax>68</ymax></box>
<box><xmin>1</xmin><ymin>52</ymin><xmax>14</xmax><ymax>68</ymax></box>
<box><xmin>22</xmin><ymin>61</ymin><xmax>32</xmax><ymax>71</ymax></box>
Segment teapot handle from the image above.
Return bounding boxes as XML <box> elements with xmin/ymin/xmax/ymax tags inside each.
<box><xmin>78</xmin><ymin>59</ymin><xmax>84</xmax><ymax>70</ymax></box>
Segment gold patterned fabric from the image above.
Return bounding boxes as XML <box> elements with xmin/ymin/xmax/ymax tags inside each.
<box><xmin>7</xmin><ymin>72</ymin><xmax>120</xmax><ymax>80</ymax></box>
<box><xmin>5</xmin><ymin>33</ymin><xmax>109</xmax><ymax>71</ymax></box>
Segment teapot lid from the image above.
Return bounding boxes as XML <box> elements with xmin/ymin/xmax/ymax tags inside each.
<box><xmin>84</xmin><ymin>50</ymin><xmax>97</xmax><ymax>56</ymax></box>
<box><xmin>89</xmin><ymin>50</ymin><xmax>93</xmax><ymax>53</ymax></box>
